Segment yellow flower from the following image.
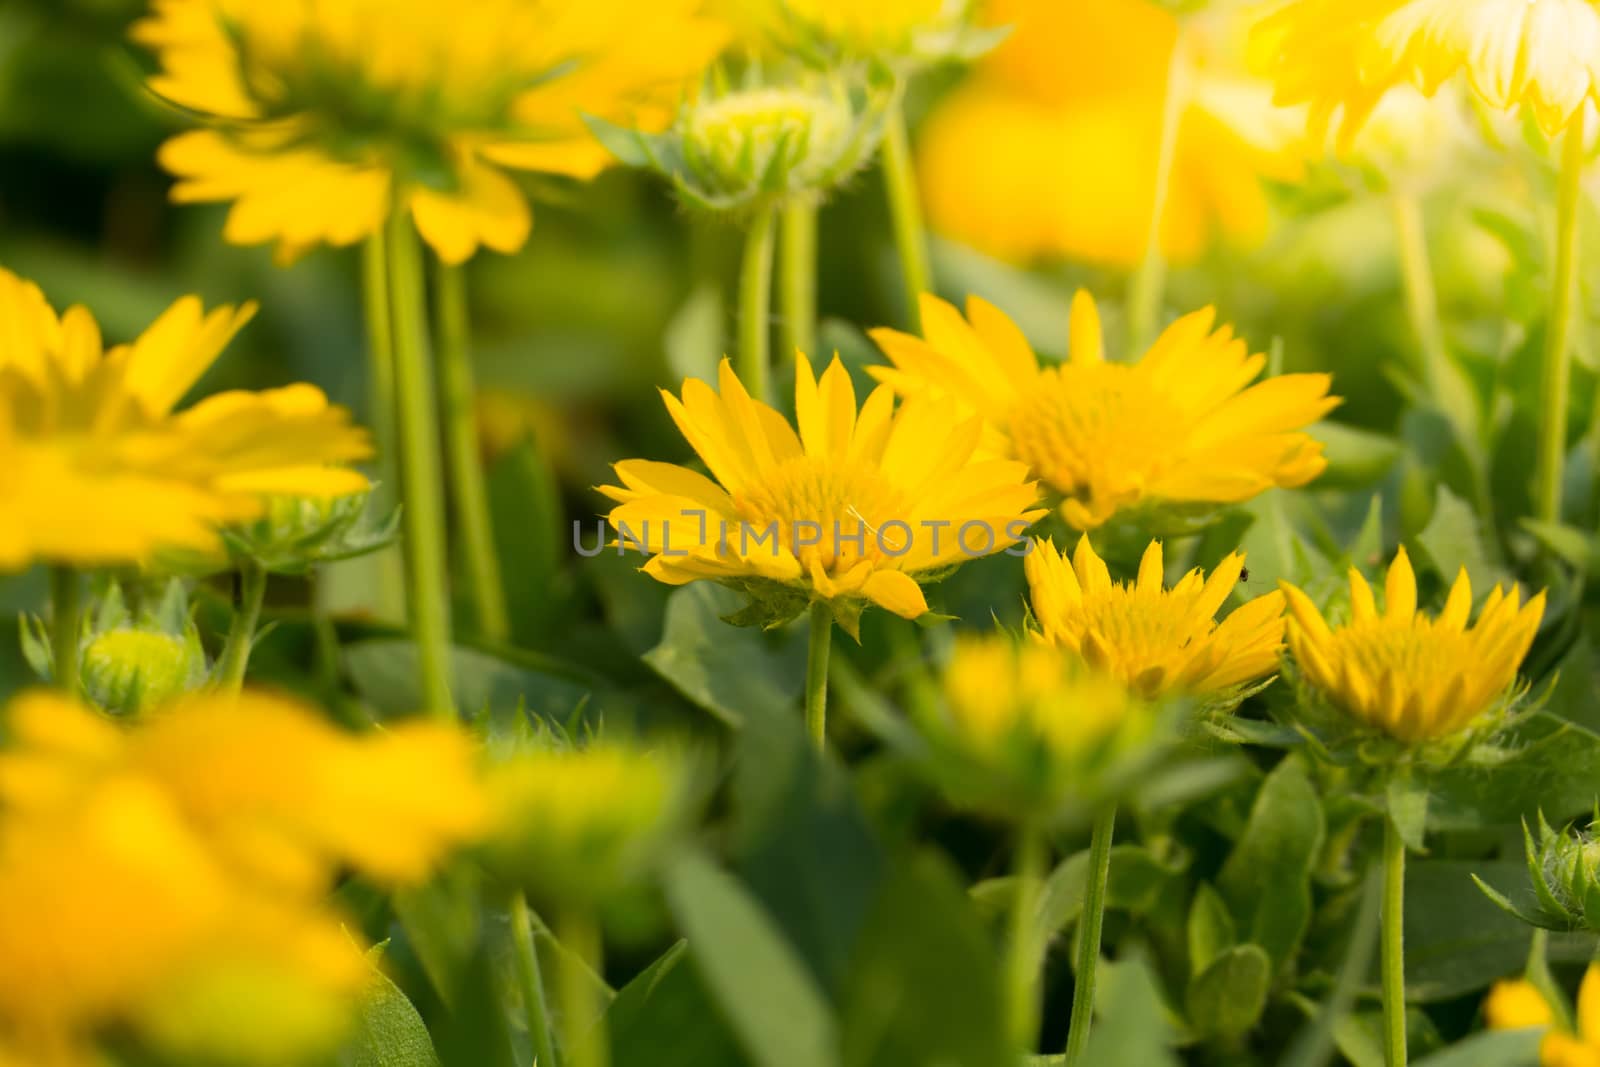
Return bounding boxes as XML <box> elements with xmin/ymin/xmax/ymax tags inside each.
<box><xmin>0</xmin><ymin>691</ymin><xmax>488</xmax><ymax>892</ymax></box>
<box><xmin>134</xmin><ymin>0</ymin><xmax>727</xmax><ymax>264</ymax></box>
<box><xmin>483</xmin><ymin>741</ymin><xmax>689</xmax><ymax>903</ymax></box>
<box><xmin>1484</xmin><ymin>977</ymin><xmax>1555</xmax><ymax>1031</ymax></box>
<box><xmin>919</xmin><ymin>0</ymin><xmax>1306</xmax><ymax>266</ymax></box>
<box><xmin>1025</xmin><ymin>536</ymin><xmax>1286</xmax><ymax>700</ymax></box>
<box><xmin>922</xmin><ymin>633</ymin><xmax>1156</xmax><ymax>817</ymax></box>
<box><xmin>599</xmin><ymin>354</ymin><xmax>1044</xmax><ymax>632</ymax></box>
<box><xmin>1253</xmin><ymin>0</ymin><xmax>1600</xmax><ymax>144</ymax></box>
<box><xmin>0</xmin><ymin>268</ymin><xmax>370</xmax><ymax>570</ymax></box>
<box><xmin>1280</xmin><ymin>547</ymin><xmax>1546</xmax><ymax>744</ymax></box>
<box><xmin>870</xmin><ymin>291</ymin><xmax>1338</xmax><ymax>529</ymax></box>
<box><xmin>1487</xmin><ymin>964</ymin><xmax>1600</xmax><ymax>1067</ymax></box>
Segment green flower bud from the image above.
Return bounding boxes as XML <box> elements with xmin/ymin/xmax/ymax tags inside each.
<box><xmin>1475</xmin><ymin>813</ymin><xmax>1600</xmax><ymax>931</ymax></box>
<box><xmin>590</xmin><ymin>70</ymin><xmax>892</xmax><ymax>216</ymax></box>
<box><xmin>223</xmin><ymin>487</ymin><xmax>397</xmax><ymax>574</ymax></box>
<box><xmin>82</xmin><ymin>628</ymin><xmax>208</xmax><ymax>716</ymax></box>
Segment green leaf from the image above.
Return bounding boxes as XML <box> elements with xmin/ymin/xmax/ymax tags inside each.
<box><xmin>840</xmin><ymin>851</ymin><xmax>1011</xmax><ymax>1067</ymax></box>
<box><xmin>1427</xmin><ymin>712</ymin><xmax>1600</xmax><ymax>830</ymax></box>
<box><xmin>1186</xmin><ymin>883</ymin><xmax>1236</xmax><ymax>977</ymax></box>
<box><xmin>643</xmin><ymin>584</ymin><xmax>805</xmax><ymax>726</ymax></box>
<box><xmin>607</xmin><ymin>941</ymin><xmax>748</xmax><ymax>1067</ymax></box>
<box><xmin>970</xmin><ymin>845</ymin><xmax>1178</xmax><ymax>940</ymax></box>
<box><xmin>1315</xmin><ymin>422</ymin><xmax>1402</xmax><ymax>488</ymax></box>
<box><xmin>1412</xmin><ymin>485</ymin><xmax>1502</xmax><ymax>597</ymax></box>
<box><xmin>1216</xmin><ymin>756</ymin><xmax>1326</xmax><ymax>967</ymax></box>
<box><xmin>487</xmin><ymin>436</ymin><xmax>568</xmax><ymax>644</ymax></box>
<box><xmin>1078</xmin><ymin>954</ymin><xmax>1179</xmax><ymax>1067</ymax></box>
<box><xmin>1387</xmin><ymin>776</ymin><xmax>1430</xmax><ymax>852</ymax></box>
<box><xmin>337</xmin><ymin>946</ymin><xmax>441</xmax><ymax>1067</ymax></box>
<box><xmin>1184</xmin><ymin>943</ymin><xmax>1270</xmax><ymax>1040</ymax></box>
<box><xmin>1410</xmin><ymin>1029</ymin><xmax>1541</xmax><ymax>1067</ymax></box>
<box><xmin>665</xmin><ymin>852</ymin><xmax>839</xmax><ymax>1067</ymax></box>
<box><xmin>344</xmin><ymin>638</ymin><xmax>604</xmax><ymax>724</ymax></box>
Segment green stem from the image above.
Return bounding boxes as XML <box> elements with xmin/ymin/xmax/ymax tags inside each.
<box><xmin>882</xmin><ymin>100</ymin><xmax>931</xmax><ymax>330</ymax></box>
<box><xmin>739</xmin><ymin>205</ymin><xmax>778</xmax><ymax>405</ymax></box>
<box><xmin>386</xmin><ymin>210</ymin><xmax>457</xmax><ymax>719</ymax></box>
<box><xmin>1063</xmin><ymin>805</ymin><xmax>1117</xmax><ymax>1064</ymax></box>
<box><xmin>1005</xmin><ymin>822</ymin><xmax>1047</xmax><ymax>1052</ymax></box>
<box><xmin>1381</xmin><ymin>812</ymin><xmax>1408</xmax><ymax>1067</ymax></box>
<box><xmin>434</xmin><ymin>261</ymin><xmax>510</xmax><ymax>644</ymax></box>
<box><xmin>361</xmin><ymin>232</ymin><xmax>407</xmax><ymax>622</ymax></box>
<box><xmin>779</xmin><ymin>199</ymin><xmax>818</xmax><ymax>361</ymax></box>
<box><xmin>510</xmin><ymin>891</ymin><xmax>561</xmax><ymax>1067</ymax></box>
<box><xmin>1536</xmin><ymin>110</ymin><xmax>1587</xmax><ymax>526</ymax></box>
<box><xmin>1127</xmin><ymin>24</ymin><xmax>1188</xmax><ymax>353</ymax></box>
<box><xmin>805</xmin><ymin>601</ymin><xmax>832</xmax><ymax>751</ymax></box>
<box><xmin>557</xmin><ymin>909</ymin><xmax>608</xmax><ymax>1067</ymax></box>
<box><xmin>49</xmin><ymin>567</ymin><xmax>80</xmax><ymax>695</ymax></box>
<box><xmin>215</xmin><ymin>561</ymin><xmax>267</xmax><ymax>694</ymax></box>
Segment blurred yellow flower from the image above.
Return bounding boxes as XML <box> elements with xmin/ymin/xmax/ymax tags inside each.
<box><xmin>0</xmin><ymin>268</ymin><xmax>370</xmax><ymax>570</ymax></box>
<box><xmin>483</xmin><ymin>741</ymin><xmax>689</xmax><ymax>903</ymax></box>
<box><xmin>919</xmin><ymin>0</ymin><xmax>1306</xmax><ymax>266</ymax></box>
<box><xmin>134</xmin><ymin>0</ymin><xmax>727</xmax><ymax>263</ymax></box>
<box><xmin>1254</xmin><ymin>0</ymin><xmax>1600</xmax><ymax>145</ymax></box>
<box><xmin>1280</xmin><ymin>547</ymin><xmax>1546</xmax><ymax>744</ymax></box>
<box><xmin>870</xmin><ymin>291</ymin><xmax>1338</xmax><ymax>529</ymax></box>
<box><xmin>1487</xmin><ymin>963</ymin><xmax>1600</xmax><ymax>1067</ymax></box>
<box><xmin>1484</xmin><ymin>977</ymin><xmax>1555</xmax><ymax>1031</ymax></box>
<box><xmin>921</xmin><ymin>633</ymin><xmax>1157</xmax><ymax>817</ymax></box>
<box><xmin>1025</xmin><ymin>536</ymin><xmax>1285</xmax><ymax>699</ymax></box>
<box><xmin>599</xmin><ymin>354</ymin><xmax>1043</xmax><ymax>632</ymax></box>
<box><xmin>0</xmin><ymin>691</ymin><xmax>487</xmax><ymax>893</ymax></box>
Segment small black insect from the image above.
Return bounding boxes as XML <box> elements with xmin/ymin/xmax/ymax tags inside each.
<box><xmin>1239</xmin><ymin>566</ymin><xmax>1252</xmax><ymax>584</ymax></box>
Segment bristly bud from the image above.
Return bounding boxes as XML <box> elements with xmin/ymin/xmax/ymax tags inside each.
<box><xmin>1474</xmin><ymin>811</ymin><xmax>1600</xmax><ymax>931</ymax></box>
<box><xmin>222</xmin><ymin>487</ymin><xmax>398</xmax><ymax>574</ymax></box>
<box><xmin>588</xmin><ymin>67</ymin><xmax>892</xmax><ymax>218</ymax></box>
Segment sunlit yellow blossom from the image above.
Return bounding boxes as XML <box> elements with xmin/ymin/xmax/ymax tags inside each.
<box><xmin>1253</xmin><ymin>0</ymin><xmax>1600</xmax><ymax>144</ymax></box>
<box><xmin>483</xmin><ymin>742</ymin><xmax>689</xmax><ymax>903</ymax></box>
<box><xmin>1280</xmin><ymin>547</ymin><xmax>1546</xmax><ymax>744</ymax></box>
<box><xmin>599</xmin><ymin>354</ymin><xmax>1044</xmax><ymax>631</ymax></box>
<box><xmin>0</xmin><ymin>694</ymin><xmax>374</xmax><ymax>1066</ymax></box>
<box><xmin>0</xmin><ymin>268</ymin><xmax>370</xmax><ymax>570</ymax></box>
<box><xmin>134</xmin><ymin>0</ymin><xmax>727</xmax><ymax>263</ymax></box>
<box><xmin>1485</xmin><ymin>977</ymin><xmax>1555</xmax><ymax>1031</ymax></box>
<box><xmin>1025</xmin><ymin>536</ymin><xmax>1285</xmax><ymax>700</ymax></box>
<box><xmin>920</xmin><ymin>633</ymin><xmax>1157</xmax><ymax>817</ymax></box>
<box><xmin>919</xmin><ymin>0</ymin><xmax>1306</xmax><ymax>266</ymax></box>
<box><xmin>870</xmin><ymin>291</ymin><xmax>1338</xmax><ymax>529</ymax></box>
<box><xmin>0</xmin><ymin>692</ymin><xmax>488</xmax><ymax>892</ymax></box>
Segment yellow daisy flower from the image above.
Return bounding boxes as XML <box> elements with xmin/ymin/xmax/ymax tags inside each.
<box><xmin>133</xmin><ymin>0</ymin><xmax>727</xmax><ymax>264</ymax></box>
<box><xmin>870</xmin><ymin>291</ymin><xmax>1339</xmax><ymax>530</ymax></box>
<box><xmin>1253</xmin><ymin>0</ymin><xmax>1600</xmax><ymax>144</ymax></box>
<box><xmin>1025</xmin><ymin>535</ymin><xmax>1286</xmax><ymax>699</ymax></box>
<box><xmin>1486</xmin><ymin>964</ymin><xmax>1600</xmax><ymax>1067</ymax></box>
<box><xmin>1280</xmin><ymin>547</ymin><xmax>1547</xmax><ymax>744</ymax></box>
<box><xmin>599</xmin><ymin>354</ymin><xmax>1044</xmax><ymax>632</ymax></box>
<box><xmin>919</xmin><ymin>0</ymin><xmax>1307</xmax><ymax>266</ymax></box>
<box><xmin>0</xmin><ymin>268</ymin><xmax>371</xmax><ymax>570</ymax></box>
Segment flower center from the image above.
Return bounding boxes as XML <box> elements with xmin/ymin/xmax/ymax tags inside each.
<box><xmin>1006</xmin><ymin>363</ymin><xmax>1186</xmax><ymax>500</ymax></box>
<box><xmin>1326</xmin><ymin>620</ymin><xmax>1476</xmax><ymax>703</ymax></box>
<box><xmin>730</xmin><ymin>456</ymin><xmax>908</xmax><ymax>576</ymax></box>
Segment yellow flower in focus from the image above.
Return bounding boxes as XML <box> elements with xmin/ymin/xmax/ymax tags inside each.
<box><xmin>0</xmin><ymin>691</ymin><xmax>488</xmax><ymax>893</ymax></box>
<box><xmin>922</xmin><ymin>633</ymin><xmax>1156</xmax><ymax>817</ymax></box>
<box><xmin>0</xmin><ymin>696</ymin><xmax>371</xmax><ymax>1066</ymax></box>
<box><xmin>1484</xmin><ymin>977</ymin><xmax>1555</xmax><ymax>1031</ymax></box>
<box><xmin>870</xmin><ymin>291</ymin><xmax>1338</xmax><ymax>529</ymax></box>
<box><xmin>1280</xmin><ymin>547</ymin><xmax>1546</xmax><ymax>744</ymax></box>
<box><xmin>1025</xmin><ymin>536</ymin><xmax>1286</xmax><ymax>700</ymax></box>
<box><xmin>0</xmin><ymin>268</ymin><xmax>371</xmax><ymax>570</ymax></box>
<box><xmin>134</xmin><ymin>0</ymin><xmax>727</xmax><ymax>263</ymax></box>
<box><xmin>599</xmin><ymin>354</ymin><xmax>1044</xmax><ymax>633</ymax></box>
<box><xmin>919</xmin><ymin>0</ymin><xmax>1306</xmax><ymax>266</ymax></box>
<box><xmin>483</xmin><ymin>742</ymin><xmax>689</xmax><ymax>904</ymax></box>
<box><xmin>1254</xmin><ymin>0</ymin><xmax>1600</xmax><ymax>145</ymax></box>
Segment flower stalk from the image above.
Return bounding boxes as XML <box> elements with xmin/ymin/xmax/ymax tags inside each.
<box><xmin>50</xmin><ymin>567</ymin><xmax>81</xmax><ymax>696</ymax></box>
<box><xmin>558</xmin><ymin>908</ymin><xmax>608</xmax><ymax>1067</ymax></box>
<box><xmin>434</xmin><ymin>260</ymin><xmax>510</xmax><ymax>644</ymax></box>
<box><xmin>215</xmin><ymin>560</ymin><xmax>267</xmax><ymax>694</ymax></box>
<box><xmin>361</xmin><ymin>232</ymin><xmax>407</xmax><ymax>622</ymax></box>
<box><xmin>509</xmin><ymin>891</ymin><xmax>560</xmax><ymax>1067</ymax></box>
<box><xmin>739</xmin><ymin>206</ymin><xmax>778</xmax><ymax>406</ymax></box>
<box><xmin>881</xmin><ymin>99</ymin><xmax>930</xmax><ymax>329</ymax></box>
<box><xmin>1381</xmin><ymin>810</ymin><xmax>1408</xmax><ymax>1067</ymax></box>
<box><xmin>805</xmin><ymin>601</ymin><xmax>832</xmax><ymax>751</ymax></box>
<box><xmin>1535</xmin><ymin>110</ymin><xmax>1587</xmax><ymax>527</ymax></box>
<box><xmin>1005</xmin><ymin>822</ymin><xmax>1047</xmax><ymax>1051</ymax></box>
<box><xmin>385</xmin><ymin>210</ymin><xmax>457</xmax><ymax>719</ymax></box>
<box><xmin>1064</xmin><ymin>804</ymin><xmax>1117</xmax><ymax>1065</ymax></box>
<box><xmin>780</xmin><ymin>200</ymin><xmax>819</xmax><ymax>361</ymax></box>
